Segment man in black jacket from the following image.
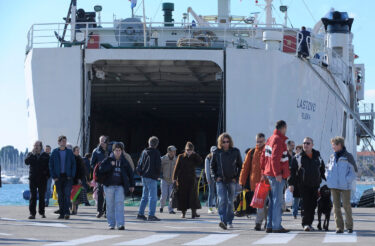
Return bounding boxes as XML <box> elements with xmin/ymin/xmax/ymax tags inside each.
<box><xmin>136</xmin><ymin>136</ymin><xmax>161</xmax><ymax>221</ymax></box>
<box><xmin>91</xmin><ymin>135</ymin><xmax>110</xmax><ymax>218</ymax></box>
<box><xmin>211</xmin><ymin>133</ymin><xmax>242</xmax><ymax>230</ymax></box>
<box><xmin>25</xmin><ymin>141</ymin><xmax>50</xmax><ymax>219</ymax></box>
<box><xmin>288</xmin><ymin>137</ymin><xmax>326</xmax><ymax>231</ymax></box>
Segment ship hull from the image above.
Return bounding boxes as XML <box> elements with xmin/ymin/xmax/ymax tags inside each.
<box><xmin>25</xmin><ymin>47</ymin><xmax>356</xmax><ymax>161</ymax></box>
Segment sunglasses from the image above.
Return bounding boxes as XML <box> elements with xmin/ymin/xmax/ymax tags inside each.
<box><xmin>186</xmin><ymin>149</ymin><xmax>193</xmax><ymax>152</ymax></box>
<box><xmin>222</xmin><ymin>141</ymin><xmax>230</xmax><ymax>144</ymax></box>
<box><xmin>303</xmin><ymin>142</ymin><xmax>311</xmax><ymax>145</ymax></box>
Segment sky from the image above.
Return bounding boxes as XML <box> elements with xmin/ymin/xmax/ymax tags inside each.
<box><xmin>0</xmin><ymin>0</ymin><xmax>374</xmax><ymax>151</ymax></box>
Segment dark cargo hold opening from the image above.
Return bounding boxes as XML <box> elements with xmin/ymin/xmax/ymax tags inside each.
<box><xmin>89</xmin><ymin>60</ymin><xmax>224</xmax><ymax>159</ymax></box>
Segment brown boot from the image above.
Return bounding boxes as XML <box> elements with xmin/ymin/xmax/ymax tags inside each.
<box><xmin>192</xmin><ymin>209</ymin><xmax>200</xmax><ymax>219</ymax></box>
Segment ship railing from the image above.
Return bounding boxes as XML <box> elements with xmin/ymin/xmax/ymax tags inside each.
<box><xmin>26</xmin><ymin>21</ymin><xmax>313</xmax><ymax>54</ymax></box>
<box><xmin>26</xmin><ymin>22</ymin><xmax>349</xmax><ymax>79</ymax></box>
<box><xmin>26</xmin><ymin>23</ymin><xmax>74</xmax><ymax>52</ymax></box>
<box><xmin>302</xmin><ymin>34</ymin><xmax>350</xmax><ymax>84</ymax></box>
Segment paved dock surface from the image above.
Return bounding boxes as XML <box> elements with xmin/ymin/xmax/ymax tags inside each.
<box><xmin>0</xmin><ymin>206</ymin><xmax>374</xmax><ymax>245</ymax></box>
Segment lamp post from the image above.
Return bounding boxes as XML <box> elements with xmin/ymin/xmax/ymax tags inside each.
<box><xmin>279</xmin><ymin>5</ymin><xmax>288</xmax><ymax>27</ymax></box>
<box><xmin>94</xmin><ymin>5</ymin><xmax>103</xmax><ymax>27</ymax></box>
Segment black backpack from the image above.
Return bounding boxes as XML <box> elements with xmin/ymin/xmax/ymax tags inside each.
<box><xmin>137</xmin><ymin>150</ymin><xmax>151</xmax><ymax>176</ymax></box>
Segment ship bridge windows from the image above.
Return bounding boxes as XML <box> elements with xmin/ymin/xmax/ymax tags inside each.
<box><xmin>89</xmin><ymin>60</ymin><xmax>224</xmax><ymax>158</ymax></box>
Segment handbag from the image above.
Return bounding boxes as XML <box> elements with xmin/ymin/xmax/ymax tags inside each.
<box><xmin>170</xmin><ymin>182</ymin><xmax>179</xmax><ymax>209</ymax></box>
<box><xmin>70</xmin><ymin>185</ymin><xmax>82</xmax><ymax>202</ymax></box>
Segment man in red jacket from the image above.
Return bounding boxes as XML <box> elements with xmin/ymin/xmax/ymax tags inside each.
<box><xmin>261</xmin><ymin>120</ymin><xmax>290</xmax><ymax>233</ymax></box>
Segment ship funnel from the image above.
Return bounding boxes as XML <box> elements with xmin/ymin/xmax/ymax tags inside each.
<box><xmin>322</xmin><ymin>11</ymin><xmax>354</xmax><ymax>66</ymax></box>
<box><xmin>162</xmin><ymin>2</ymin><xmax>174</xmax><ymax>27</ymax></box>
<box><xmin>321</xmin><ymin>11</ymin><xmax>353</xmax><ymax>34</ymax></box>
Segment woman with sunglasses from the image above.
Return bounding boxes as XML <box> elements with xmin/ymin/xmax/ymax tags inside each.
<box><xmin>211</xmin><ymin>133</ymin><xmax>243</xmax><ymax>230</ymax></box>
<box><xmin>172</xmin><ymin>142</ymin><xmax>203</xmax><ymax>218</ymax></box>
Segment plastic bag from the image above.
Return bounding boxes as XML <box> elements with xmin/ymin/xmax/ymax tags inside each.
<box><xmin>284</xmin><ymin>188</ymin><xmax>293</xmax><ymax>206</ymax></box>
<box><xmin>52</xmin><ymin>185</ymin><xmax>58</xmax><ymax>200</ymax></box>
<box><xmin>250</xmin><ymin>180</ymin><xmax>270</xmax><ymax>209</ymax></box>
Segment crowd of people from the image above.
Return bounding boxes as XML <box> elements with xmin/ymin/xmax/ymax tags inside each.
<box><xmin>24</xmin><ymin>120</ymin><xmax>357</xmax><ymax>234</ymax></box>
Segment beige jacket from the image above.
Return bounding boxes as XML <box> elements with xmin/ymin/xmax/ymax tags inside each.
<box><xmin>161</xmin><ymin>154</ymin><xmax>177</xmax><ymax>183</ymax></box>
<box><xmin>123</xmin><ymin>152</ymin><xmax>135</xmax><ymax>170</ymax></box>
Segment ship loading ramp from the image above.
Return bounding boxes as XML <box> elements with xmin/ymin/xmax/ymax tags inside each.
<box><xmin>89</xmin><ymin>59</ymin><xmax>224</xmax><ymax>157</ymax></box>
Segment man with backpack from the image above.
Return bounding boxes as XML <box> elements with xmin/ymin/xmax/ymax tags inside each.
<box><xmin>239</xmin><ymin>133</ymin><xmax>267</xmax><ymax>231</ymax></box>
<box><xmin>91</xmin><ymin>135</ymin><xmax>110</xmax><ymax>218</ymax></box>
<box><xmin>288</xmin><ymin>137</ymin><xmax>326</xmax><ymax>231</ymax></box>
<box><xmin>136</xmin><ymin>136</ymin><xmax>162</xmax><ymax>221</ymax></box>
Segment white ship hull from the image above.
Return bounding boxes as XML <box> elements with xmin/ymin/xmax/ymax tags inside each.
<box><xmin>25</xmin><ymin>46</ymin><xmax>356</xmax><ymax>161</ymax></box>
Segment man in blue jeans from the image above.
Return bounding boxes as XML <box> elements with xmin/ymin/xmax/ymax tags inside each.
<box><xmin>261</xmin><ymin>120</ymin><xmax>290</xmax><ymax>233</ymax></box>
<box><xmin>49</xmin><ymin>136</ymin><xmax>76</xmax><ymax>220</ymax></box>
<box><xmin>211</xmin><ymin>133</ymin><xmax>242</xmax><ymax>230</ymax></box>
<box><xmin>91</xmin><ymin>135</ymin><xmax>110</xmax><ymax>218</ymax></box>
<box><xmin>136</xmin><ymin>136</ymin><xmax>161</xmax><ymax>221</ymax></box>
<box><xmin>266</xmin><ymin>177</ymin><xmax>286</xmax><ymax>231</ymax></box>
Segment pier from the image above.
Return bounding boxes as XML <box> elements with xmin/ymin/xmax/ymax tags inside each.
<box><xmin>0</xmin><ymin>206</ymin><xmax>374</xmax><ymax>245</ymax></box>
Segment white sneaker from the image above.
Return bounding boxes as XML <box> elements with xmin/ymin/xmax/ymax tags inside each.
<box><xmin>208</xmin><ymin>208</ymin><xmax>214</xmax><ymax>214</ymax></box>
<box><xmin>304</xmin><ymin>225</ymin><xmax>311</xmax><ymax>231</ymax></box>
<box><xmin>228</xmin><ymin>224</ymin><xmax>233</xmax><ymax>229</ymax></box>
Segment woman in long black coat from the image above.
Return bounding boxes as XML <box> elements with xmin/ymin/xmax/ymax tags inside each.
<box><xmin>172</xmin><ymin>142</ymin><xmax>202</xmax><ymax>218</ymax></box>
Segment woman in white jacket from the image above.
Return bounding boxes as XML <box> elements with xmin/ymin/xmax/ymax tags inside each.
<box><xmin>326</xmin><ymin>137</ymin><xmax>356</xmax><ymax>234</ymax></box>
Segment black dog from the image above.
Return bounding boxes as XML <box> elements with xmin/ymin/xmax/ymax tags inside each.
<box><xmin>317</xmin><ymin>185</ymin><xmax>333</xmax><ymax>231</ymax></box>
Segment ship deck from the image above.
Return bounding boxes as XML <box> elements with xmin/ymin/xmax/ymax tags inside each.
<box><xmin>0</xmin><ymin>206</ymin><xmax>374</xmax><ymax>245</ymax></box>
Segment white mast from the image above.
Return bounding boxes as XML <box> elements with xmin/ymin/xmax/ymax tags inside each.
<box><xmin>218</xmin><ymin>0</ymin><xmax>231</xmax><ymax>26</ymax></box>
<box><xmin>71</xmin><ymin>0</ymin><xmax>77</xmax><ymax>42</ymax></box>
<box><xmin>265</xmin><ymin>0</ymin><xmax>273</xmax><ymax>27</ymax></box>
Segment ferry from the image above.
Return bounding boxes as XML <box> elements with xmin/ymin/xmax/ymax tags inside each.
<box><xmin>24</xmin><ymin>0</ymin><xmax>372</xmax><ymax>165</ymax></box>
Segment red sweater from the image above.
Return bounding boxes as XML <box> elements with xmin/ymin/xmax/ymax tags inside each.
<box><xmin>261</xmin><ymin>129</ymin><xmax>290</xmax><ymax>179</ymax></box>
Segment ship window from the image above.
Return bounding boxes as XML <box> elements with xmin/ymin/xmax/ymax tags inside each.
<box><xmin>333</xmin><ymin>47</ymin><xmax>343</xmax><ymax>57</ymax></box>
<box><xmin>234</xmin><ymin>33</ymin><xmax>250</xmax><ymax>37</ymax></box>
<box><xmin>165</xmin><ymin>40</ymin><xmax>177</xmax><ymax>47</ymax></box>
